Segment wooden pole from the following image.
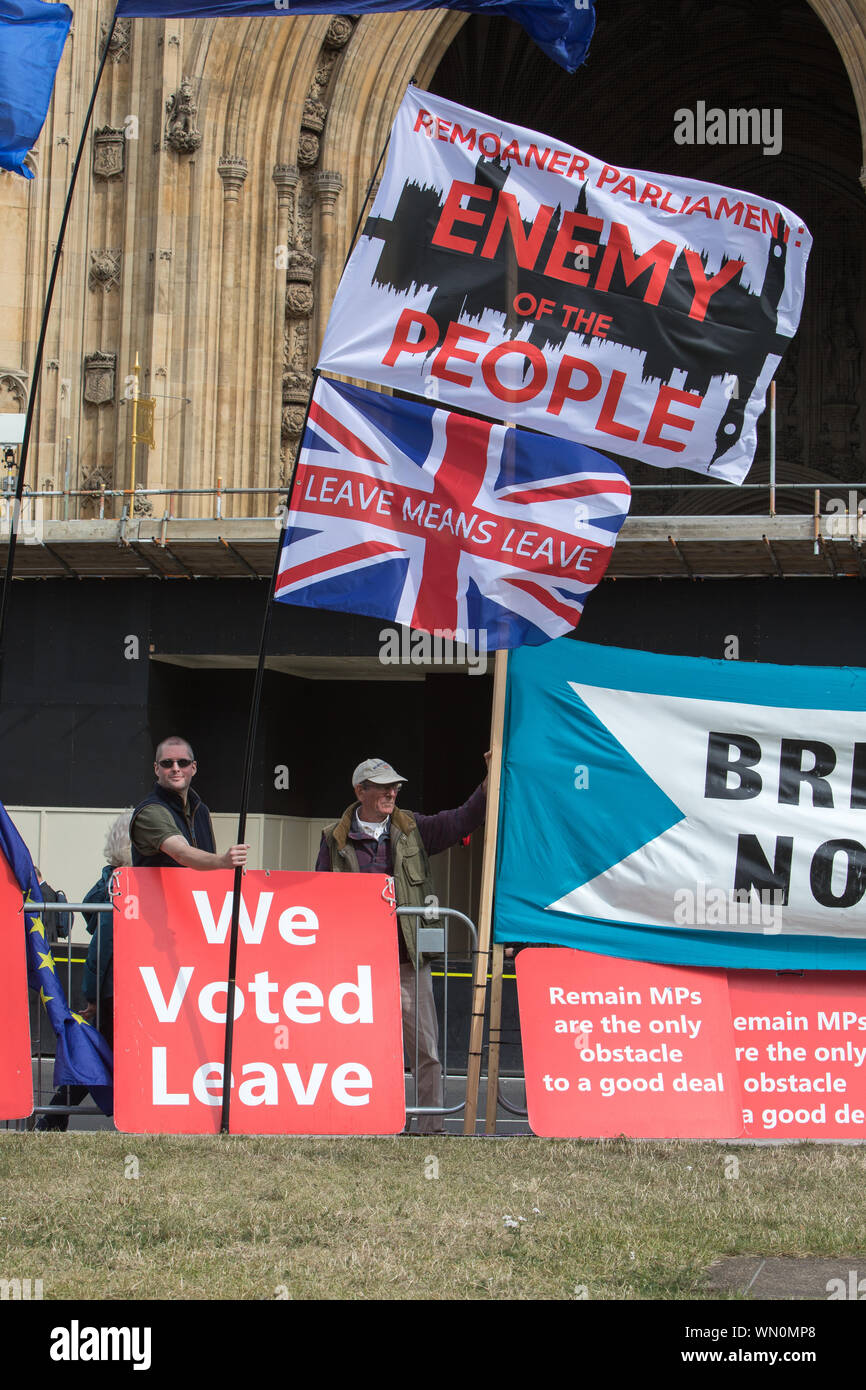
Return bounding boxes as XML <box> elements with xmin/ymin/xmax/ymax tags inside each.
<box><xmin>463</xmin><ymin>647</ymin><xmax>508</xmax><ymax>1134</ymax></box>
<box><xmin>769</xmin><ymin>379</ymin><xmax>776</xmax><ymax>518</ymax></box>
<box><xmin>484</xmin><ymin>941</ymin><xmax>505</xmax><ymax>1133</ymax></box>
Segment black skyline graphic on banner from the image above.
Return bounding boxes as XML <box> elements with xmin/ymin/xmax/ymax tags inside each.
<box><xmin>363</xmin><ymin>155</ymin><xmax>795</xmax><ymax>466</ymax></box>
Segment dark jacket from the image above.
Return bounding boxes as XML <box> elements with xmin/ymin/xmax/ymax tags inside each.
<box><xmin>38</xmin><ymin>880</ymin><xmax>71</xmax><ymax>946</ymax></box>
<box><xmin>130</xmin><ymin>783</ymin><xmax>215</xmax><ymax>868</ymax></box>
<box><xmin>81</xmin><ymin>865</ymin><xmax>114</xmax><ymax>1001</ymax></box>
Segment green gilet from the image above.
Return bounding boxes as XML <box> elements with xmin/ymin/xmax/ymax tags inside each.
<box><xmin>321</xmin><ymin>804</ymin><xmax>435</xmax><ymax>966</ymax></box>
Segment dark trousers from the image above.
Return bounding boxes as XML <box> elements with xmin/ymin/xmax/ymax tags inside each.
<box><xmin>39</xmin><ymin>1002</ymin><xmax>113</xmax><ymax>1131</ymax></box>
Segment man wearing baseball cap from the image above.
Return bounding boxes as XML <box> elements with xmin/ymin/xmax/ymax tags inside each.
<box><xmin>316</xmin><ymin>753</ymin><xmax>490</xmax><ymax>1133</ymax></box>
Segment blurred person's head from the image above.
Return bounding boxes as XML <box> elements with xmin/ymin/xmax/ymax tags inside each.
<box><xmin>105</xmin><ymin>811</ymin><xmax>133</xmax><ymax>867</ymax></box>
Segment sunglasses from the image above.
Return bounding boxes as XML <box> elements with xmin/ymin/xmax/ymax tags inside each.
<box><xmin>158</xmin><ymin>758</ymin><xmax>193</xmax><ymax>769</ymax></box>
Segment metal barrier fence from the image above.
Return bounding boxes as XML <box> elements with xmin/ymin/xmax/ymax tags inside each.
<box><xmin>395</xmin><ymin>906</ymin><xmax>482</xmax><ymax>1131</ymax></box>
<box><xmin>4</xmin><ymin>478</ymin><xmax>866</xmax><ymax>524</ymax></box>
<box><xmin>7</xmin><ymin>898</ymin><xmax>526</xmax><ymax>1133</ymax></box>
<box><xmin>7</xmin><ymin>898</ymin><xmax>111</xmax><ymax>1132</ymax></box>
<box><xmin>395</xmin><ymin>907</ymin><xmax>529</xmax><ymax>1129</ymax></box>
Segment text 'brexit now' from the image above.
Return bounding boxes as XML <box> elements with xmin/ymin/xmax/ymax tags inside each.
<box><xmin>705</xmin><ymin>732</ymin><xmax>866</xmax><ymax>911</ymax></box>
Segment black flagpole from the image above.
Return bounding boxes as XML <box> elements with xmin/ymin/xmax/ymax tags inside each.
<box><xmin>0</xmin><ymin>9</ymin><xmax>119</xmax><ymax>691</ymax></box>
<box><xmin>219</xmin><ymin>128</ymin><xmax>392</xmax><ymax>1134</ymax></box>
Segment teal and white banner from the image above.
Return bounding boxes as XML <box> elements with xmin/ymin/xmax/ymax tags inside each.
<box><xmin>495</xmin><ymin>640</ymin><xmax>866</xmax><ymax>969</ymax></box>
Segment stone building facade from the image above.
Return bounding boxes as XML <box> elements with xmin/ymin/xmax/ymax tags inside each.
<box><xmin>0</xmin><ymin>4</ymin><xmax>467</xmax><ymax>516</ymax></box>
<box><xmin>3</xmin><ymin>0</ymin><xmax>866</xmax><ymax>513</ymax></box>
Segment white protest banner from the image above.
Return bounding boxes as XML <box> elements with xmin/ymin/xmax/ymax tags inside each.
<box><xmin>495</xmin><ymin>640</ymin><xmax>866</xmax><ymax>971</ymax></box>
<box><xmin>319</xmin><ymin>86</ymin><xmax>811</xmax><ymax>484</ymax></box>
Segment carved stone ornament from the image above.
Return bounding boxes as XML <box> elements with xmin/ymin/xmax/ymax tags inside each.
<box><xmin>297</xmin><ymin>132</ymin><xmax>320</xmax><ymax>169</ymax></box>
<box><xmin>80</xmin><ymin>462</ymin><xmax>112</xmax><ymax>517</ymax></box>
<box><xmin>89</xmin><ymin>249</ymin><xmax>122</xmax><ymax>294</ymax></box>
<box><xmin>165</xmin><ymin>77</ymin><xmax>202</xmax><ymax>154</ymax></box>
<box><xmin>285</xmin><ymin>283</ymin><xmax>314</xmax><ymax>319</ymax></box>
<box><xmin>133</xmin><ymin>487</ymin><xmax>154</xmax><ymax>517</ymax></box>
<box><xmin>217</xmin><ymin>155</ymin><xmax>248</xmax><ymax>195</ymax></box>
<box><xmin>93</xmin><ymin>127</ymin><xmax>125</xmax><ymax>180</ymax></box>
<box><xmin>83</xmin><ymin>351</ymin><xmax>117</xmax><ymax>406</ymax></box>
<box><xmin>324</xmin><ymin>15</ymin><xmax>353</xmax><ymax>48</ymax></box>
<box><xmin>281</xmin><ymin>405</ymin><xmax>308</xmax><ymax>440</ymax></box>
<box><xmin>82</xmin><ymin>462</ymin><xmax>111</xmax><ymax>491</ymax></box>
<box><xmin>302</xmin><ymin>97</ymin><xmax>327</xmax><ymax>134</ymax></box>
<box><xmin>0</xmin><ymin>373</ymin><xmax>27</xmax><ymax>411</ymax></box>
<box><xmin>315</xmin><ymin>170</ymin><xmax>343</xmax><ymax>202</ymax></box>
<box><xmin>287</xmin><ymin>246</ymin><xmax>316</xmax><ymax>283</ymax></box>
<box><xmin>282</xmin><ymin>370</ymin><xmax>313</xmax><ymax>405</ymax></box>
<box><xmin>273</xmin><ymin>163</ymin><xmax>299</xmax><ymax>193</ymax></box>
<box><xmin>103</xmin><ymin>17</ymin><xmax>132</xmax><ymax>62</ymax></box>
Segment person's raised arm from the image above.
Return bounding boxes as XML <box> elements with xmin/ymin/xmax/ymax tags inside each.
<box><xmin>159</xmin><ymin>835</ymin><xmax>249</xmax><ymax>871</ymax></box>
<box><xmin>414</xmin><ymin>751</ymin><xmax>492</xmax><ymax>856</ymax></box>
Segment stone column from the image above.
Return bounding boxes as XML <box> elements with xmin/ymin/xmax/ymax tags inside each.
<box><xmin>314</xmin><ymin>170</ymin><xmax>343</xmax><ymax>355</ymax></box>
<box><xmin>273</xmin><ymin>164</ymin><xmax>299</xmax><ymax>488</ymax></box>
<box><xmin>273</xmin><ymin>163</ymin><xmax>300</xmax><ymax>247</ymax></box>
<box><xmin>216</xmin><ymin>155</ymin><xmax>248</xmax><ymax>487</ymax></box>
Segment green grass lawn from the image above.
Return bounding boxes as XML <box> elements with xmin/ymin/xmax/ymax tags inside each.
<box><xmin>1</xmin><ymin>1134</ymin><xmax>862</xmax><ymax>1300</ymax></box>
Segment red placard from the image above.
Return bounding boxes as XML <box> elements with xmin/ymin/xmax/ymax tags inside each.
<box><xmin>0</xmin><ymin>853</ymin><xmax>33</xmax><ymax>1120</ymax></box>
<box><xmin>517</xmin><ymin>949</ymin><xmax>866</xmax><ymax>1138</ymax></box>
<box><xmin>517</xmin><ymin>949</ymin><xmax>740</xmax><ymax>1137</ymax></box>
<box><xmin>114</xmin><ymin>869</ymin><xmax>405</xmax><ymax>1134</ymax></box>
<box><xmin>733</xmin><ymin>973</ymin><xmax>866</xmax><ymax>1139</ymax></box>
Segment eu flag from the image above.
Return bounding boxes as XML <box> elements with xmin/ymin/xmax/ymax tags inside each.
<box><xmin>114</xmin><ymin>1</ymin><xmax>596</xmax><ymax>74</ymax></box>
<box><xmin>0</xmin><ymin>0</ymin><xmax>73</xmax><ymax>178</ymax></box>
<box><xmin>0</xmin><ymin>802</ymin><xmax>113</xmax><ymax>1112</ymax></box>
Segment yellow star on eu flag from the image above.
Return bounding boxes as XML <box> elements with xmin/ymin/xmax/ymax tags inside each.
<box><xmin>36</xmin><ymin>949</ymin><xmax>56</xmax><ymax>973</ymax></box>
<box><xmin>39</xmin><ymin>986</ymin><xmax>54</xmax><ymax>1006</ymax></box>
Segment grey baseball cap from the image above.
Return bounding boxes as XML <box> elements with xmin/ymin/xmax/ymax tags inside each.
<box><xmin>352</xmin><ymin>757</ymin><xmax>407</xmax><ymax>786</ymax></box>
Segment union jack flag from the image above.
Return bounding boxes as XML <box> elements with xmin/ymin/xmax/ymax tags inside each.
<box><xmin>274</xmin><ymin>377</ymin><xmax>630</xmax><ymax>648</ymax></box>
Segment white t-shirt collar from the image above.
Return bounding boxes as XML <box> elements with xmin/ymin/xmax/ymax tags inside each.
<box><xmin>355</xmin><ymin>811</ymin><xmax>390</xmax><ymax>841</ymax></box>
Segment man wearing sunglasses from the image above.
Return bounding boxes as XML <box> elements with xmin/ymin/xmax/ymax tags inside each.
<box><xmin>130</xmin><ymin>736</ymin><xmax>249</xmax><ymax>870</ymax></box>
<box><xmin>316</xmin><ymin>754</ymin><xmax>489</xmax><ymax>1133</ymax></box>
